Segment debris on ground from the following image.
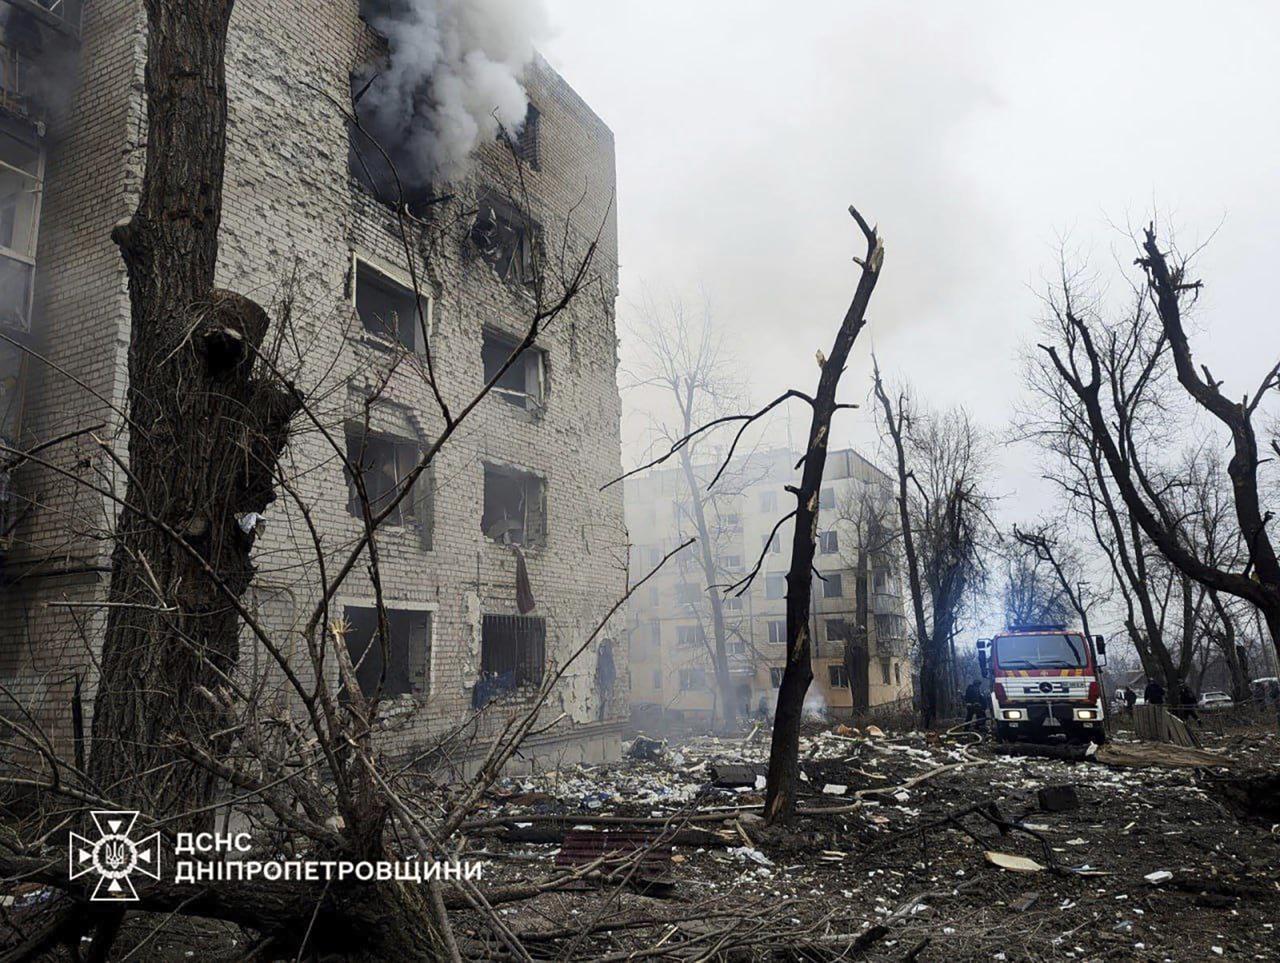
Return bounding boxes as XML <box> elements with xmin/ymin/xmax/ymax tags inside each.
<box><xmin>454</xmin><ymin>720</ymin><xmax>1280</xmax><ymax>959</ymax></box>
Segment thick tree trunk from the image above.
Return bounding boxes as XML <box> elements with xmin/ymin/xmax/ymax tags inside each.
<box><xmin>89</xmin><ymin>0</ymin><xmax>298</xmax><ymax>820</ymax></box>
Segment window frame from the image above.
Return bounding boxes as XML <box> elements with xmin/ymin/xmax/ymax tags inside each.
<box><xmin>340</xmin><ymin>602</ymin><xmax>435</xmax><ymax>701</ymax></box>
<box><xmin>351</xmin><ymin>254</ymin><xmax>433</xmax><ymax>354</ymax></box>
<box><xmin>482</xmin><ymin>461</ymin><xmax>548</xmax><ymax>548</ymax></box>
<box><xmin>0</xmin><ymin>129</ymin><xmax>44</xmax><ymax>333</ymax></box>
<box><xmin>344</xmin><ymin>425</ymin><xmax>432</xmax><ymax>545</ymax></box>
<box><xmin>482</xmin><ymin>327</ymin><xmax>546</xmax><ymax>411</ymax></box>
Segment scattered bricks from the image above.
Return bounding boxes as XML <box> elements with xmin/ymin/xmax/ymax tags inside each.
<box><xmin>709</xmin><ymin>763</ymin><xmax>763</xmax><ymax>788</ymax></box>
<box><xmin>1037</xmin><ymin>784</ymin><xmax>1080</xmax><ymax>813</ymax></box>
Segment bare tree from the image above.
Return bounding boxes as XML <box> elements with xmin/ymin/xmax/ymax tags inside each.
<box><xmin>1023</xmin><ymin>267</ymin><xmax>1206</xmax><ymax>694</ymax></box>
<box><xmin>610</xmin><ymin>205</ymin><xmax>884</xmax><ymax>824</ymax></box>
<box><xmin>873</xmin><ymin>368</ymin><xmax>993</xmax><ymax>727</ymax></box>
<box><xmin>625</xmin><ymin>296</ymin><xmax>751</xmax><ymax>729</ymax></box>
<box><xmin>1038</xmin><ymin>225</ymin><xmax>1280</xmax><ymax>665</ymax></box>
<box><xmin>1009</xmin><ymin>523</ymin><xmax>1105</xmax><ymax>637</ymax></box>
<box><xmin>833</xmin><ymin>481</ymin><xmax>899</xmax><ymax>711</ymax></box>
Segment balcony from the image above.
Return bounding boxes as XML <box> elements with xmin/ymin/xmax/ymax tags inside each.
<box><xmin>6</xmin><ymin>1</ymin><xmax>83</xmax><ymax>34</ymax></box>
<box><xmin>871</xmin><ymin>591</ymin><xmax>900</xmax><ymax>616</ymax></box>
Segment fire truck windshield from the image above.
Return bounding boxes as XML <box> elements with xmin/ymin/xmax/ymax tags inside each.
<box><xmin>996</xmin><ymin>633</ymin><xmax>1086</xmax><ymax>669</ymax></box>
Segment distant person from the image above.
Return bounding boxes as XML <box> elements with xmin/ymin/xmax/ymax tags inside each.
<box><xmin>1123</xmin><ymin>687</ymin><xmax>1137</xmax><ymax>714</ymax></box>
<box><xmin>963</xmin><ymin>679</ymin><xmax>987</xmax><ymax>724</ymax></box>
<box><xmin>1177</xmin><ymin>683</ymin><xmax>1200</xmax><ymax>723</ymax></box>
<box><xmin>1143</xmin><ymin>679</ymin><xmax>1165</xmax><ymax>706</ymax></box>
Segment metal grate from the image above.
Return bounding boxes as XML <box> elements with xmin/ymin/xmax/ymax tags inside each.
<box><xmin>481</xmin><ymin>614</ymin><xmax>545</xmax><ymax>688</ymax></box>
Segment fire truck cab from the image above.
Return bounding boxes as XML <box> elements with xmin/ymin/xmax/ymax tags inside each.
<box><xmin>977</xmin><ymin>624</ymin><xmax>1107</xmax><ymax>744</ymax></box>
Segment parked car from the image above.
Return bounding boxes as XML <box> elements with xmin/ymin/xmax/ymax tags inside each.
<box><xmin>1197</xmin><ymin>690</ymin><xmax>1233</xmax><ymax>710</ymax></box>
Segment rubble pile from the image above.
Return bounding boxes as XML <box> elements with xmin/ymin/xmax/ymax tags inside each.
<box><xmin>458</xmin><ymin>724</ymin><xmax>1280</xmax><ymax>960</ymax></box>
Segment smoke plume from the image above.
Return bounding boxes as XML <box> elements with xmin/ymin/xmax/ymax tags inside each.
<box><xmin>356</xmin><ymin>0</ymin><xmax>550</xmax><ymax>186</ymax></box>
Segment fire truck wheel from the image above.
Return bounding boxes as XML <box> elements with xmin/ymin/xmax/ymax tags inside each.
<box><xmin>994</xmin><ymin>723</ymin><xmax>1016</xmax><ymax>743</ymax></box>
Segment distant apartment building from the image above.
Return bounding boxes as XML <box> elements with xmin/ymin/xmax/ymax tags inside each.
<box><xmin>625</xmin><ymin>447</ymin><xmax>913</xmax><ymax>726</ymax></box>
<box><xmin>0</xmin><ymin>1</ymin><xmax>627</xmax><ymax>769</ymax></box>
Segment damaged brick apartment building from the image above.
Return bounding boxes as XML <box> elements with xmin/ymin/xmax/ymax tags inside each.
<box><xmin>626</xmin><ymin>447</ymin><xmax>914</xmax><ymax>728</ymax></box>
<box><xmin>0</xmin><ymin>0</ymin><xmax>629</xmax><ymax>769</ymax></box>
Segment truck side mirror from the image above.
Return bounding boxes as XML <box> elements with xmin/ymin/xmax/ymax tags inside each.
<box><xmin>1094</xmin><ymin>635</ymin><xmax>1107</xmax><ymax>666</ymax></box>
<box><xmin>978</xmin><ymin>652</ymin><xmax>989</xmax><ymax>678</ymax></box>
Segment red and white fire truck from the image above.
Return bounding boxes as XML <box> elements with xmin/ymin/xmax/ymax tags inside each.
<box><xmin>977</xmin><ymin>623</ymin><xmax>1108</xmax><ymax>744</ymax></box>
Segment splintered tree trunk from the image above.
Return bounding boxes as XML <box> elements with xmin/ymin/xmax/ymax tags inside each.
<box><xmin>764</xmin><ymin>209</ymin><xmax>882</xmax><ymax>825</ymax></box>
<box><xmin>89</xmin><ymin>0</ymin><xmax>298</xmax><ymax>821</ymax></box>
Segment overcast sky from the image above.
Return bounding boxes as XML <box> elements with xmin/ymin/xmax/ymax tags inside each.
<box><xmin>540</xmin><ymin>0</ymin><xmax>1280</xmax><ymax>529</ymax></box>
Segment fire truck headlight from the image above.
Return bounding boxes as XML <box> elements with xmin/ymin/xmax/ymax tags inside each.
<box><xmin>1002</xmin><ymin>709</ymin><xmax>1025</xmax><ymax>721</ymax></box>
<box><xmin>1074</xmin><ymin>708</ymin><xmax>1098</xmax><ymax>721</ymax></box>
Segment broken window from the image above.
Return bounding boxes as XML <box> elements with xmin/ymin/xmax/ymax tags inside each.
<box><xmin>880</xmin><ymin>658</ymin><xmax>892</xmax><ymax>686</ymax></box>
<box><xmin>769</xmin><ymin>666</ymin><xmax>784</xmax><ymax>688</ymax></box>
<box><xmin>818</xmin><ymin>530</ymin><xmax>839</xmax><ymax>554</ymax></box>
<box><xmin>512</xmin><ymin>102</ymin><xmax>540</xmax><ymax>169</ymax></box>
<box><xmin>482</xmin><ymin>328</ymin><xmax>545</xmax><ymax>410</ymax></box>
<box><xmin>342</xmin><ymin>605</ymin><xmax>431</xmax><ymax>699</ymax></box>
<box><xmin>828</xmin><ymin>665</ymin><xmax>850</xmax><ymax>688</ymax></box>
<box><xmin>0</xmin><ymin>129</ymin><xmax>42</xmax><ymax>333</ymax></box>
<box><xmin>347</xmin><ymin>75</ymin><xmax>441</xmax><ymax>216</ymax></box>
<box><xmin>821</xmin><ymin>573</ymin><xmax>843</xmax><ymax>598</ymax></box>
<box><xmin>470</xmin><ymin>191</ymin><xmax>540</xmax><ymax>285</ymax></box>
<box><xmin>482</xmin><ymin>463</ymin><xmax>546</xmax><ymax>547</ymax></box>
<box><xmin>768</xmin><ymin>620</ymin><xmax>786</xmax><ymax>644</ymax></box>
<box><xmin>894</xmin><ymin>662</ymin><xmax>902</xmax><ymax>686</ymax></box>
<box><xmin>676</xmin><ymin>623</ymin><xmax>705</xmax><ymax>647</ymax></box>
<box><xmin>354</xmin><ymin>258</ymin><xmax>427</xmax><ymax>352</ymax></box>
<box><xmin>819</xmin><ymin>487</ymin><xmax>835</xmax><ymax>510</ymax></box>
<box><xmin>344</xmin><ymin>427</ymin><xmax>431</xmax><ymax>545</ymax></box>
<box><xmin>679</xmin><ymin>667</ymin><xmax>706</xmax><ymax>691</ymax></box>
<box><xmin>826</xmin><ymin>618</ymin><xmax>849</xmax><ymax>642</ymax></box>
<box><xmin>480</xmin><ymin>614</ymin><xmax>546</xmax><ymax>691</ymax></box>
<box><xmin>765</xmin><ymin>574</ymin><xmax>785</xmax><ymax>599</ymax></box>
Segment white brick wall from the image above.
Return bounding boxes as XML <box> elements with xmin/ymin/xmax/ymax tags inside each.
<box><xmin>0</xmin><ymin>0</ymin><xmax>628</xmax><ymax>768</ymax></box>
